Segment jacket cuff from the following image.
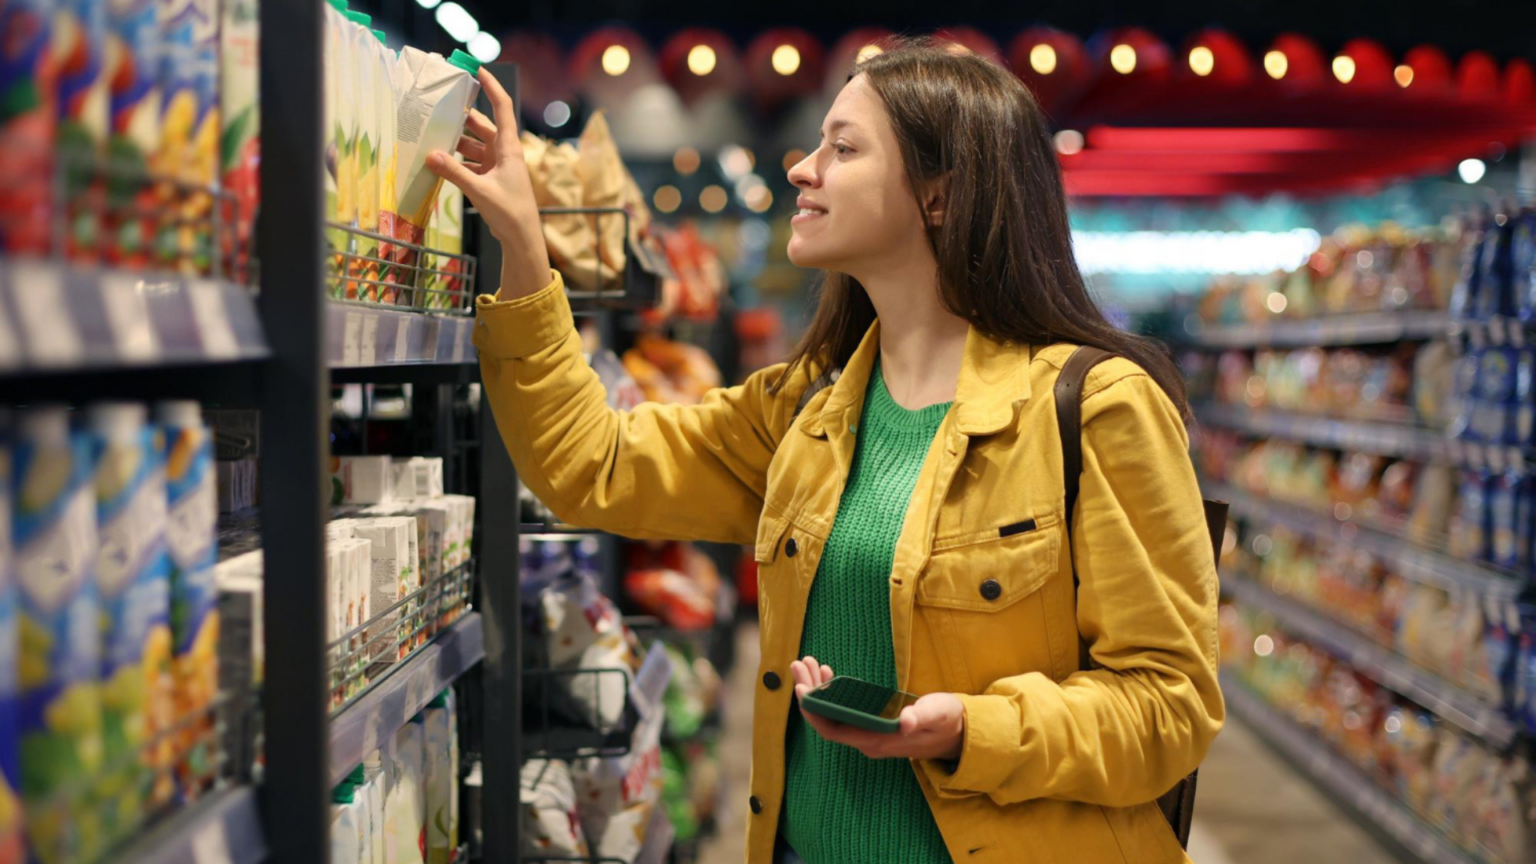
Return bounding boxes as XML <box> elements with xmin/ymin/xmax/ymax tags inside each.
<box><xmin>472</xmin><ymin>269</ymin><xmax>571</xmax><ymax>359</ymax></box>
<box><xmin>920</xmin><ymin>693</ymin><xmax>1027</xmax><ymax>799</ymax></box>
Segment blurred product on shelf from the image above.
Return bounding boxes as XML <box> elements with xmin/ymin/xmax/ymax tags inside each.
<box><xmin>522</xmin><ymin>110</ymin><xmax>662</xmax><ymax>295</ymax></box>
<box><xmin>322</xmin><ymin>0</ymin><xmax>353</xmax><ymax>287</ymax></box>
<box><xmin>520</xmin><ymin>758</ymin><xmax>590</xmax><ymax>857</ymax></box>
<box><xmin>526</xmin><ymin>561</ymin><xmax>642</xmax><ymax>733</ymax></box>
<box><xmin>735</xmin><ymin>307</ymin><xmax>788</xmax><ymax>379</ymax></box>
<box><xmin>0</xmin><ymin>0</ymin><xmax>55</xmax><ymax>256</ymax></box>
<box><xmin>217</xmin><ymin>0</ymin><xmax>259</xmax><ymax>282</ymax></box>
<box><xmin>88</xmin><ymin>403</ymin><xmax>175</xmax><ymax>841</ymax></box>
<box><xmin>330</xmin><ymin>691</ymin><xmax>458</xmax><ymax>864</ymax></box>
<box><xmin>0</xmin><ymin>447</ymin><xmax>20</xmax><ymax>863</ymax></box>
<box><xmin>590</xmin><ymin>346</ymin><xmax>646</xmax><ymax>412</ymax></box>
<box><xmin>330</xmin><ymin>454</ymin><xmax>395</xmax><ymax>505</ymax></box>
<box><xmin>56</xmin><ymin>0</ymin><xmax>110</xmax><ymax>264</ymax></box>
<box><xmin>645</xmin><ymin>221</ymin><xmax>726</xmax><ymax>325</ymax></box>
<box><xmin>1192</xmin><ymin>344</ymin><xmax>1426</xmax><ymax>424</ymax></box>
<box><xmin>572</xmin><ymin>682</ymin><xmax>665</xmax><ymax>862</ymax></box>
<box><xmin>1450</xmin><ymin>207</ymin><xmax>1536</xmax><ymax>325</ymax></box>
<box><xmin>342</xmin><ymin>10</ymin><xmax>379</xmax><ymax>299</ymax></box>
<box><xmin>12</xmin><ymin>407</ymin><xmax>106</xmax><ymax>864</ymax></box>
<box><xmin>104</xmin><ymin>0</ymin><xmax>161</xmax><ymax>269</ymax></box>
<box><xmin>216</xmin><ymin>457</ymin><xmax>257</xmax><ymax>513</ymax></box>
<box><xmin>622</xmin><ymin>333</ymin><xmax>722</xmax><ymax>405</ymax></box>
<box><xmin>1220</xmin><ymin>603</ymin><xmax>1532</xmax><ymax>864</ymax></box>
<box><xmin>350</xmin><ymin>517</ymin><xmax>416</xmax><ymax>661</ymax></box>
<box><xmin>623</xmin><ymin>541</ymin><xmax>721</xmax><ymax>631</ymax></box>
<box><xmin>158</xmin><ymin>401</ymin><xmax>220</xmax><ymax>798</ymax></box>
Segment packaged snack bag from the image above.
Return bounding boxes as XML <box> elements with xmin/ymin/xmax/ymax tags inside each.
<box><xmin>1515</xmin><ymin>209</ymin><xmax>1536</xmax><ymax>325</ymax></box>
<box><xmin>88</xmin><ymin>404</ymin><xmax>174</xmax><ymax>841</ymax></box>
<box><xmin>217</xmin><ymin>0</ymin><xmax>258</xmax><ymax>281</ymax></box>
<box><xmin>13</xmin><ymin>408</ymin><xmax>105</xmax><ymax>864</ymax></box>
<box><xmin>537</xmin><ymin>571</ymin><xmax>641</xmax><ymax>732</ymax></box>
<box><xmin>0</xmin><ymin>0</ymin><xmax>56</xmax><ymax>255</ymax></box>
<box><xmin>156</xmin><ymin>400</ymin><xmax>218</xmax><ymax>797</ymax></box>
<box><xmin>104</xmin><ymin>0</ymin><xmax>160</xmax><ymax>267</ymax></box>
<box><xmin>1449</xmin><ymin>213</ymin><xmax>1487</xmax><ymax>323</ymax></box>
<box><xmin>519</xmin><ymin>759</ymin><xmax>588</xmax><ymax>857</ymax></box>
<box><xmin>1447</xmin><ymin>471</ymin><xmax>1490</xmax><ymax>563</ymax></box>
<box><xmin>0</xmin><ymin>449</ymin><xmax>21</xmax><ymax>864</ymax></box>
<box><xmin>56</xmin><ymin>0</ymin><xmax>110</xmax><ymax>262</ymax></box>
<box><xmin>1476</xmin><ymin>211</ymin><xmax>1515</xmax><ymax>321</ymax></box>
<box><xmin>391</xmin><ymin>48</ymin><xmax>479</xmax><ymax>298</ymax></box>
<box><xmin>572</xmin><ymin>661</ymin><xmax>665</xmax><ymax>861</ymax></box>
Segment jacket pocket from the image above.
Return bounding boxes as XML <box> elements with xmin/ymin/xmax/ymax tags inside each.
<box><xmin>918</xmin><ymin>512</ymin><xmax>1060</xmax><ymax>612</ymax></box>
<box><xmin>754</xmin><ymin>508</ymin><xmax>792</xmax><ymax>565</ymax></box>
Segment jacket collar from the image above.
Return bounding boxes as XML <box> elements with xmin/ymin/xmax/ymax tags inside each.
<box><xmin>803</xmin><ymin>318</ymin><xmax>1033</xmax><ymax>438</ymax></box>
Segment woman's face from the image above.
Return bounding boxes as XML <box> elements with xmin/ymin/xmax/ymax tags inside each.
<box><xmin>785</xmin><ymin>74</ymin><xmax>927</xmax><ymax>273</ymax></box>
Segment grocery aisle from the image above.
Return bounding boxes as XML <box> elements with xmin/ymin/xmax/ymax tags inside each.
<box><xmin>698</xmin><ymin>622</ymin><xmax>1404</xmax><ymax>864</ymax></box>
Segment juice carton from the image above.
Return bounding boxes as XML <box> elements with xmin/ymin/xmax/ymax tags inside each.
<box><xmin>362</xmin><ymin>751</ymin><xmax>386</xmax><ymax>864</ymax></box>
<box><xmin>177</xmin><ymin>0</ymin><xmax>217</xmax><ymax>275</ymax></box>
<box><xmin>322</xmin><ymin>0</ymin><xmax>352</xmax><ymax>295</ymax></box>
<box><xmin>104</xmin><ymin>0</ymin><xmax>160</xmax><ymax>268</ymax></box>
<box><xmin>351</xmin><ymin>518</ymin><xmax>411</xmax><ymax>661</ymax></box>
<box><xmin>88</xmin><ymin>403</ymin><xmax>173</xmax><ymax>842</ymax></box>
<box><xmin>392</xmin><ymin>48</ymin><xmax>479</xmax><ymax>298</ymax></box>
<box><xmin>152</xmin><ymin>0</ymin><xmax>193</xmax><ymax>268</ymax></box>
<box><xmin>327</xmin><ymin>543</ymin><xmax>345</xmax><ymax>707</ymax></box>
<box><xmin>330</xmin><ymin>455</ymin><xmax>394</xmax><ymax>505</ymax></box>
<box><xmin>423</xmin><ymin>181</ymin><xmax>463</xmax><ymax>309</ymax></box>
<box><xmin>390</xmin><ymin>457</ymin><xmax>441</xmax><ymax>501</ymax></box>
<box><xmin>386</xmin><ymin>719</ymin><xmax>425</xmax><ymax>864</ymax></box>
<box><xmin>217</xmin><ymin>0</ymin><xmax>258</xmax><ymax>281</ymax></box>
<box><xmin>0</xmin><ymin>0</ymin><xmax>56</xmax><ymax>256</ymax></box>
<box><xmin>331</xmin><ymin>779</ymin><xmax>364</xmax><ymax>863</ymax></box>
<box><xmin>342</xmin><ymin>11</ymin><xmax>378</xmax><ymax>301</ymax></box>
<box><xmin>12</xmin><ymin>408</ymin><xmax>105</xmax><ymax>864</ymax></box>
<box><xmin>406</xmin><ymin>502</ymin><xmax>447</xmax><ymax>641</ymax></box>
<box><xmin>155</xmin><ymin>400</ymin><xmax>218</xmax><ymax>798</ymax></box>
<box><xmin>55</xmin><ymin>0</ymin><xmax>110</xmax><ymax>262</ymax></box>
<box><xmin>349</xmin><ymin>537</ymin><xmax>371</xmax><ymax>695</ymax></box>
<box><xmin>370</xmin><ymin>29</ymin><xmax>400</xmax><ymax>303</ymax></box>
<box><xmin>421</xmin><ymin>690</ymin><xmax>456</xmax><ymax>864</ymax></box>
<box><xmin>0</xmin><ymin>449</ymin><xmax>24</xmax><ymax>864</ymax></box>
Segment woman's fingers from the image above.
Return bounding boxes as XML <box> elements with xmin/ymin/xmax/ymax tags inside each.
<box><xmin>465</xmin><ymin>108</ymin><xmax>497</xmax><ymax>143</ymax></box>
<box><xmin>477</xmin><ymin>69</ymin><xmax>519</xmax><ymax>149</ymax></box>
<box><xmin>818</xmin><ymin>664</ymin><xmax>834</xmax><ymax>685</ymax></box>
<box><xmin>426</xmin><ymin>151</ymin><xmax>481</xmax><ymax>196</ymax></box>
<box><xmin>456</xmin><ymin>135</ymin><xmax>489</xmax><ymax>164</ymax></box>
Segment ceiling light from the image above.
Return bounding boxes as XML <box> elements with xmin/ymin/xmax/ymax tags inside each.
<box><xmin>1264</xmin><ymin>50</ymin><xmax>1288</xmax><ymax>79</ymax></box>
<box><xmin>688</xmin><ymin>44</ymin><xmax>716</xmax><ymax>76</ymax></box>
<box><xmin>1110</xmin><ymin>44</ymin><xmax>1136</xmax><ymax>74</ymax></box>
<box><xmin>772</xmin><ymin>44</ymin><xmax>801</xmax><ymax>76</ymax></box>
<box><xmin>602</xmin><ymin>44</ymin><xmax>630</xmax><ymax>76</ymax></box>
<box><xmin>1030</xmin><ymin>43</ymin><xmax>1057</xmax><ymax>75</ymax></box>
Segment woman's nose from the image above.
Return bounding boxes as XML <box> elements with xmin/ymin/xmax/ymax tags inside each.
<box><xmin>787</xmin><ymin>151</ymin><xmax>817</xmax><ymax>189</ymax></box>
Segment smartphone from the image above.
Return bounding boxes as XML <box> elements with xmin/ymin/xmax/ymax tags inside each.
<box><xmin>799</xmin><ymin>675</ymin><xmax>918</xmax><ymax>734</ymax></box>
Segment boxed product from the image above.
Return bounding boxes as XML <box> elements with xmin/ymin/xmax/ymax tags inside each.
<box><xmin>375</xmin><ymin>30</ymin><xmax>401</xmax><ymax>300</ymax></box>
<box><xmin>0</xmin><ymin>450</ymin><xmax>20</xmax><ymax>864</ymax></box>
<box><xmin>181</xmin><ymin>0</ymin><xmax>218</xmax><ymax>273</ymax></box>
<box><xmin>520</xmin><ymin>759</ymin><xmax>588</xmax><ymax>857</ymax></box>
<box><xmin>104</xmin><ymin>0</ymin><xmax>161</xmax><ymax>268</ymax></box>
<box><xmin>323</xmin><ymin>0</ymin><xmax>353</xmax><ymax>293</ymax></box>
<box><xmin>0</xmin><ymin>0</ymin><xmax>54</xmax><ymax>256</ymax></box>
<box><xmin>158</xmin><ymin>401</ymin><xmax>219</xmax><ymax>797</ymax></box>
<box><xmin>331</xmin><ymin>455</ymin><xmax>395</xmax><ymax>505</ymax></box>
<box><xmin>218</xmin><ymin>0</ymin><xmax>259</xmax><ymax>281</ymax></box>
<box><xmin>88</xmin><ymin>404</ymin><xmax>175</xmax><ymax>839</ymax></box>
<box><xmin>421</xmin><ymin>690</ymin><xmax>458</xmax><ymax>864</ymax></box>
<box><xmin>13</xmin><ymin>408</ymin><xmax>106</xmax><ymax>864</ymax></box>
<box><xmin>330</xmin><ymin>537</ymin><xmax>372</xmax><ymax>700</ymax></box>
<box><xmin>362</xmin><ymin>751</ymin><xmax>386</xmax><ymax>864</ymax></box>
<box><xmin>327</xmin><ymin>543</ymin><xmax>346</xmax><ymax>707</ymax></box>
<box><xmin>56</xmin><ymin>0</ymin><xmax>111</xmax><ymax>263</ymax></box>
<box><xmin>391</xmin><ymin>457</ymin><xmax>442</xmax><ymax>501</ymax></box>
<box><xmin>344</xmin><ymin>11</ymin><xmax>380</xmax><ymax>301</ymax></box>
<box><xmin>351</xmin><ymin>517</ymin><xmax>415</xmax><ymax>661</ymax></box>
<box><xmin>385</xmin><ymin>719</ymin><xmax>426</xmax><ymax>864</ymax></box>
<box><xmin>392</xmin><ymin>48</ymin><xmax>480</xmax><ymax>295</ymax></box>
<box><xmin>331</xmin><ymin>778</ymin><xmax>366</xmax><ymax>864</ymax></box>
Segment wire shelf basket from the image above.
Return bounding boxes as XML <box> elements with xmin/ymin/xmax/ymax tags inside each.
<box><xmin>536</xmin><ymin>207</ymin><xmax>668</xmax><ymax>310</ymax></box>
<box><xmin>326</xmin><ymin>221</ymin><xmax>477</xmax><ymax>314</ymax></box>
<box><xmin>522</xmin><ymin>665</ymin><xmax>638</xmax><ymax>760</ymax></box>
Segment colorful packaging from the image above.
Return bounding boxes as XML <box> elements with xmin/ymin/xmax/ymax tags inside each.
<box><xmin>343</xmin><ymin>11</ymin><xmax>379</xmax><ymax>301</ymax></box>
<box><xmin>422</xmin><ymin>690</ymin><xmax>457</xmax><ymax>864</ymax></box>
<box><xmin>177</xmin><ymin>0</ymin><xmax>218</xmax><ymax>274</ymax></box>
<box><xmin>217</xmin><ymin>0</ymin><xmax>258</xmax><ymax>281</ymax></box>
<box><xmin>351</xmin><ymin>518</ymin><xmax>412</xmax><ymax>661</ymax></box>
<box><xmin>331</xmin><ymin>455</ymin><xmax>394</xmax><ymax>505</ymax></box>
<box><xmin>1476</xmin><ymin>212</ymin><xmax>1515</xmax><ymax>321</ymax></box>
<box><xmin>156</xmin><ymin>400</ymin><xmax>218</xmax><ymax>797</ymax></box>
<box><xmin>423</xmin><ymin>181</ymin><xmax>464</xmax><ymax>308</ymax></box>
<box><xmin>519</xmin><ymin>759</ymin><xmax>588</xmax><ymax>857</ymax></box>
<box><xmin>0</xmin><ymin>0</ymin><xmax>56</xmax><ymax>255</ymax></box>
<box><xmin>13</xmin><ymin>408</ymin><xmax>105</xmax><ymax>864</ymax></box>
<box><xmin>1515</xmin><ymin>210</ymin><xmax>1536</xmax><ymax>325</ymax></box>
<box><xmin>372</xmin><ymin>29</ymin><xmax>401</xmax><ymax>302</ymax></box>
<box><xmin>56</xmin><ymin>0</ymin><xmax>111</xmax><ymax>262</ymax></box>
<box><xmin>1450</xmin><ymin>215</ymin><xmax>1487</xmax><ymax>323</ymax></box>
<box><xmin>386</xmin><ymin>719</ymin><xmax>426</xmax><ymax>864</ymax></box>
<box><xmin>392</xmin><ymin>48</ymin><xmax>479</xmax><ymax>296</ymax></box>
<box><xmin>322</xmin><ymin>0</ymin><xmax>352</xmax><ymax>294</ymax></box>
<box><xmin>152</xmin><ymin>0</ymin><xmax>192</xmax><ymax>267</ymax></box>
<box><xmin>104</xmin><ymin>0</ymin><xmax>160</xmax><ymax>267</ymax></box>
<box><xmin>0</xmin><ymin>449</ymin><xmax>23</xmax><ymax>864</ymax></box>
<box><xmin>88</xmin><ymin>404</ymin><xmax>174</xmax><ymax>841</ymax></box>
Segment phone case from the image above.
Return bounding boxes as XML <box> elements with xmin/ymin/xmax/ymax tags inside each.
<box><xmin>800</xmin><ymin>683</ymin><xmax>910</xmax><ymax>734</ymax></box>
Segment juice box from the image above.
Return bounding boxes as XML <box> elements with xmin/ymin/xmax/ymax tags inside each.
<box><xmin>387</xmin><ymin>719</ymin><xmax>425</xmax><ymax>864</ymax></box>
<box><xmin>322</xmin><ymin>0</ymin><xmax>351</xmax><ymax>295</ymax></box>
<box><xmin>0</xmin><ymin>0</ymin><xmax>57</xmax><ymax>256</ymax></box>
<box><xmin>421</xmin><ymin>690</ymin><xmax>456</xmax><ymax>864</ymax></box>
<box><xmin>12</xmin><ymin>408</ymin><xmax>105</xmax><ymax>864</ymax></box>
<box><xmin>0</xmin><ymin>449</ymin><xmax>24</xmax><ymax>864</ymax></box>
<box><xmin>152</xmin><ymin>0</ymin><xmax>193</xmax><ymax>268</ymax></box>
<box><xmin>374</xmin><ymin>31</ymin><xmax>400</xmax><ymax>302</ymax></box>
<box><xmin>351</xmin><ymin>518</ymin><xmax>412</xmax><ymax>661</ymax></box>
<box><xmin>104</xmin><ymin>0</ymin><xmax>160</xmax><ymax>268</ymax></box>
<box><xmin>343</xmin><ymin>11</ymin><xmax>378</xmax><ymax>301</ymax></box>
<box><xmin>155</xmin><ymin>400</ymin><xmax>217</xmax><ymax>798</ymax></box>
<box><xmin>217</xmin><ymin>0</ymin><xmax>258</xmax><ymax>282</ymax></box>
<box><xmin>392</xmin><ymin>48</ymin><xmax>478</xmax><ymax>299</ymax></box>
<box><xmin>179</xmin><ymin>0</ymin><xmax>217</xmax><ymax>275</ymax></box>
<box><xmin>423</xmin><ymin>181</ymin><xmax>463</xmax><ymax>309</ymax></box>
<box><xmin>87</xmin><ymin>403</ymin><xmax>173</xmax><ymax>842</ymax></box>
<box><xmin>327</xmin><ymin>543</ymin><xmax>344</xmax><ymax>708</ymax></box>
<box><xmin>55</xmin><ymin>0</ymin><xmax>110</xmax><ymax>262</ymax></box>
<box><xmin>330</xmin><ymin>455</ymin><xmax>394</xmax><ymax>505</ymax></box>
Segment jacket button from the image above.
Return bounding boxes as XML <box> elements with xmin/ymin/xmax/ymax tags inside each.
<box><xmin>763</xmin><ymin>671</ymin><xmax>781</xmax><ymax>690</ymax></box>
<box><xmin>784</xmin><ymin>538</ymin><xmax>798</xmax><ymax>558</ymax></box>
<box><xmin>749</xmin><ymin>795</ymin><xmax>763</xmax><ymax>814</ymax></box>
<box><xmin>980</xmin><ymin>579</ymin><xmax>1003</xmax><ymax>601</ymax></box>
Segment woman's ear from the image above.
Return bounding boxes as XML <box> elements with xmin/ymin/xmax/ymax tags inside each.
<box><xmin>921</xmin><ymin>172</ymin><xmax>952</xmax><ymax>227</ymax></box>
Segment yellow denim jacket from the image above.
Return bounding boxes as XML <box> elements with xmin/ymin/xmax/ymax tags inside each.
<box><xmin>475</xmin><ymin>271</ymin><xmax>1224</xmax><ymax>864</ymax></box>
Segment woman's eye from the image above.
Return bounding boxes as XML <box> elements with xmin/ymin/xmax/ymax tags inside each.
<box><xmin>832</xmin><ymin>144</ymin><xmax>851</xmax><ymax>156</ymax></box>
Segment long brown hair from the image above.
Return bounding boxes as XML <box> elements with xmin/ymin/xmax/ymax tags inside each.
<box><xmin>771</xmin><ymin>38</ymin><xmax>1189</xmax><ymax>420</ymax></box>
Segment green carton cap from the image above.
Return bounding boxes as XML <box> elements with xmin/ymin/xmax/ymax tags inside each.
<box><xmin>325</xmin><ymin>0</ymin><xmax>346</xmax><ymax>10</ymax></box>
<box><xmin>331</xmin><ymin>780</ymin><xmax>355</xmax><ymax>805</ymax></box>
<box><xmin>372</xmin><ymin>29</ymin><xmax>387</xmax><ymax>45</ymax></box>
<box><xmin>344</xmin><ymin>10</ymin><xmax>370</xmax><ymax>26</ymax></box>
<box><xmin>448</xmin><ymin>49</ymin><xmax>482</xmax><ymax>75</ymax></box>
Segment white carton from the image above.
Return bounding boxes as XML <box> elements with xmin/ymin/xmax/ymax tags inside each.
<box><xmin>391</xmin><ymin>457</ymin><xmax>443</xmax><ymax>501</ymax></box>
<box><xmin>330</xmin><ymin>455</ymin><xmax>395</xmax><ymax>505</ymax></box>
<box><xmin>364</xmin><ymin>750</ymin><xmax>387</xmax><ymax>864</ymax></box>
<box><xmin>422</xmin><ymin>691</ymin><xmax>458</xmax><ymax>864</ymax></box>
<box><xmin>352</xmin><ymin>517</ymin><xmax>413</xmax><ymax>660</ymax></box>
<box><xmin>386</xmin><ymin>719</ymin><xmax>427</xmax><ymax>864</ymax></box>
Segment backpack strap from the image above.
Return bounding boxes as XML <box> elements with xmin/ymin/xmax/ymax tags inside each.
<box><xmin>791</xmin><ymin>366</ymin><xmax>842</xmax><ymax>423</ymax></box>
<box><xmin>1055</xmin><ymin>346</ymin><xmax>1116</xmax><ymax>551</ymax></box>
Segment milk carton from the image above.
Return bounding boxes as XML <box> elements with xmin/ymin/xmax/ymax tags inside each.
<box><xmin>13</xmin><ymin>408</ymin><xmax>105</xmax><ymax>864</ymax></box>
<box><xmin>0</xmin><ymin>449</ymin><xmax>24</xmax><ymax>864</ymax></box>
<box><xmin>88</xmin><ymin>404</ymin><xmax>173</xmax><ymax>840</ymax></box>
<box><xmin>331</xmin><ymin>456</ymin><xmax>394</xmax><ymax>505</ymax></box>
<box><xmin>156</xmin><ymin>400</ymin><xmax>218</xmax><ymax>798</ymax></box>
<box><xmin>386</xmin><ymin>720</ymin><xmax>426</xmax><ymax>864</ymax></box>
<box><xmin>422</xmin><ymin>690</ymin><xmax>457</xmax><ymax>864</ymax></box>
<box><xmin>392</xmin><ymin>48</ymin><xmax>479</xmax><ymax>294</ymax></box>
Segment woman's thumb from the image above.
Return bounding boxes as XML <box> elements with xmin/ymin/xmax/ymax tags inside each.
<box><xmin>427</xmin><ymin>151</ymin><xmax>477</xmax><ymax>191</ymax></box>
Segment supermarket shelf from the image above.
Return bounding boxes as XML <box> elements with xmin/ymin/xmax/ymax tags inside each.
<box><xmin>1185</xmin><ymin>310</ymin><xmax>1451</xmax><ymax>349</ymax></box>
<box><xmin>1221</xmin><ymin>673</ymin><xmax>1479</xmax><ymax>864</ymax></box>
<box><xmin>110</xmin><ymin>785</ymin><xmax>266</xmax><ymax>864</ymax></box>
<box><xmin>1207</xmin><ymin>482</ymin><xmax>1526</xmax><ymax>601</ymax></box>
<box><xmin>0</xmin><ymin>261</ymin><xmax>267</xmax><ymax>374</ymax></box>
<box><xmin>1221</xmin><ymin>577</ymin><xmax>1518</xmax><ymax>747</ymax></box>
<box><xmin>1196</xmin><ymin>403</ymin><xmax>1449</xmax><ymax>462</ymax></box>
<box><xmin>328</xmin><ymin>611</ymin><xmax>484</xmax><ymax>787</ymax></box>
<box><xmin>326</xmin><ymin>301</ymin><xmax>477</xmax><ymax>368</ymax></box>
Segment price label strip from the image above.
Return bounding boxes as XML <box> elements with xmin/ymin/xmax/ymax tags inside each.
<box><xmin>343</xmin><ymin>311</ymin><xmax>362</xmax><ymax>366</ymax></box>
<box><xmin>359</xmin><ymin>313</ymin><xmax>379</xmax><ymax>365</ymax></box>
<box><xmin>190</xmin><ymin>279</ymin><xmax>241</xmax><ymax>359</ymax></box>
<box><xmin>394</xmin><ymin>317</ymin><xmax>412</xmax><ymax>362</ymax></box>
<box><xmin>11</xmin><ymin>261</ymin><xmax>84</xmax><ymax>366</ymax></box>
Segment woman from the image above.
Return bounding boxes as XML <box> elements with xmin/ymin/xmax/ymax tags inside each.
<box><xmin>432</xmin><ymin>38</ymin><xmax>1223</xmax><ymax>864</ymax></box>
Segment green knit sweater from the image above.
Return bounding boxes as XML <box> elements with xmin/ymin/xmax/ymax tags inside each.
<box><xmin>780</xmin><ymin>361</ymin><xmax>955</xmax><ymax>864</ymax></box>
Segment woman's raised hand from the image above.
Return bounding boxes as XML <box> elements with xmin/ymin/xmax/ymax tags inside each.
<box><xmin>426</xmin><ymin>67</ymin><xmax>551</xmax><ymax>298</ymax></box>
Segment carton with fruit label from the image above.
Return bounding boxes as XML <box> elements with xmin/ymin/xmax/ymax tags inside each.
<box><xmin>0</xmin><ymin>450</ymin><xmax>24</xmax><ymax>864</ymax></box>
<box><xmin>0</xmin><ymin>0</ymin><xmax>56</xmax><ymax>255</ymax></box>
<box><xmin>105</xmin><ymin>0</ymin><xmax>161</xmax><ymax>268</ymax></box>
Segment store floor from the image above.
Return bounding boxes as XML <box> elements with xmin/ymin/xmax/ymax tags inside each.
<box><xmin>696</xmin><ymin>622</ymin><xmax>1403</xmax><ymax>864</ymax></box>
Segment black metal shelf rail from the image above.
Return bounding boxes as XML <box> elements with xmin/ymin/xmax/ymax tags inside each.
<box><xmin>522</xmin><ymin>666</ymin><xmax>639</xmax><ymax>760</ymax></box>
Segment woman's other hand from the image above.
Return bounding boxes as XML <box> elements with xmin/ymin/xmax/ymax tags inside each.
<box><xmin>426</xmin><ymin>67</ymin><xmax>552</xmax><ymax>298</ymax></box>
<box><xmin>790</xmin><ymin>656</ymin><xmax>966</xmax><ymax>762</ymax></box>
